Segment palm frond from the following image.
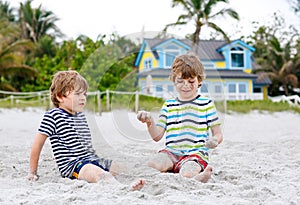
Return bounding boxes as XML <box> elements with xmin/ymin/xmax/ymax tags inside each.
<box><xmin>206</xmin><ymin>22</ymin><xmax>230</xmax><ymax>42</ymax></box>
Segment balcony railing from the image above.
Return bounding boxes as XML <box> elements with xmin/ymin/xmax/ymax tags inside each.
<box><xmin>156</xmin><ymin>91</ymin><xmax>264</xmax><ymax>101</ymax></box>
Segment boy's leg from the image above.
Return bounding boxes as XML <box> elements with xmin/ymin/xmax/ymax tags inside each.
<box><xmin>109</xmin><ymin>161</ymin><xmax>128</xmax><ymax>176</ymax></box>
<box><xmin>78</xmin><ymin>163</ymin><xmax>118</xmax><ymax>184</ymax></box>
<box><xmin>194</xmin><ymin>165</ymin><xmax>213</xmax><ymax>183</ymax></box>
<box><xmin>78</xmin><ymin>163</ymin><xmax>145</xmax><ymax>190</ymax></box>
<box><xmin>179</xmin><ymin>161</ymin><xmax>202</xmax><ymax>178</ymax></box>
<box><xmin>178</xmin><ymin>155</ymin><xmax>213</xmax><ymax>183</ymax></box>
<box><xmin>109</xmin><ymin>161</ymin><xmax>146</xmax><ymax>191</ymax></box>
<box><xmin>179</xmin><ymin>161</ymin><xmax>213</xmax><ymax>183</ymax></box>
<box><xmin>147</xmin><ymin>152</ymin><xmax>173</xmax><ymax>172</ymax></box>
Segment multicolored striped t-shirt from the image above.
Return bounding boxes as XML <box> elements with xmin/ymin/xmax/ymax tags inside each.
<box><xmin>156</xmin><ymin>95</ymin><xmax>221</xmax><ymax>163</ymax></box>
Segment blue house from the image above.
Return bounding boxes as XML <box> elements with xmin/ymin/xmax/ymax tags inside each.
<box><xmin>134</xmin><ymin>38</ymin><xmax>270</xmax><ymax>100</ymax></box>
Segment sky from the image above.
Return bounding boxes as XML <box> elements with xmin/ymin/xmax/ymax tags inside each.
<box><xmin>9</xmin><ymin>0</ymin><xmax>300</xmax><ymax>42</ymax></box>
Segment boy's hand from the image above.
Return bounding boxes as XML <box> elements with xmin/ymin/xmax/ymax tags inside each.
<box><xmin>137</xmin><ymin>111</ymin><xmax>152</xmax><ymax>126</ymax></box>
<box><xmin>27</xmin><ymin>172</ymin><xmax>39</xmax><ymax>181</ymax></box>
<box><xmin>205</xmin><ymin>136</ymin><xmax>219</xmax><ymax>149</ymax></box>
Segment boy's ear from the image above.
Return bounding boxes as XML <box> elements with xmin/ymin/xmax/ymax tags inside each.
<box><xmin>56</xmin><ymin>94</ymin><xmax>64</xmax><ymax>103</ymax></box>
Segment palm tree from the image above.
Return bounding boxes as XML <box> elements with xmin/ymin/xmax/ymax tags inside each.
<box><xmin>289</xmin><ymin>0</ymin><xmax>300</xmax><ymax>14</ymax></box>
<box><xmin>164</xmin><ymin>0</ymin><xmax>239</xmax><ymax>51</ymax></box>
<box><xmin>0</xmin><ymin>18</ymin><xmax>36</xmax><ymax>91</ymax></box>
<box><xmin>18</xmin><ymin>0</ymin><xmax>62</xmax><ymax>43</ymax></box>
<box><xmin>0</xmin><ymin>0</ymin><xmax>15</xmax><ymax>21</ymax></box>
<box><xmin>254</xmin><ymin>35</ymin><xmax>299</xmax><ymax>96</ymax></box>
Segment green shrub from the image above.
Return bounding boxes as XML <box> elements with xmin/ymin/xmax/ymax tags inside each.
<box><xmin>225</xmin><ymin>100</ymin><xmax>300</xmax><ymax>114</ymax></box>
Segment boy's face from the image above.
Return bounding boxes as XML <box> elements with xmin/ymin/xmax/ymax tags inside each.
<box><xmin>174</xmin><ymin>74</ymin><xmax>200</xmax><ymax>101</ymax></box>
<box><xmin>57</xmin><ymin>89</ymin><xmax>87</xmax><ymax>114</ymax></box>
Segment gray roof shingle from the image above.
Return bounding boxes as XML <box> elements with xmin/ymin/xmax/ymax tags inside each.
<box><xmin>144</xmin><ymin>38</ymin><xmax>226</xmax><ymax>60</ymax></box>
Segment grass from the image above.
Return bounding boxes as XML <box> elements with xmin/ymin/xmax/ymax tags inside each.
<box><xmin>1</xmin><ymin>95</ymin><xmax>299</xmax><ymax>114</ymax></box>
<box><xmin>224</xmin><ymin>99</ymin><xmax>300</xmax><ymax>114</ymax></box>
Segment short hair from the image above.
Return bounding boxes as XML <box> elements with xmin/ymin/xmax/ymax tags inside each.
<box><xmin>170</xmin><ymin>52</ymin><xmax>206</xmax><ymax>82</ymax></box>
<box><xmin>50</xmin><ymin>70</ymin><xmax>88</xmax><ymax>108</ymax></box>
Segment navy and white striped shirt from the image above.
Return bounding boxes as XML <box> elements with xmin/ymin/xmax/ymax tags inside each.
<box><xmin>38</xmin><ymin>108</ymin><xmax>99</xmax><ymax>177</ymax></box>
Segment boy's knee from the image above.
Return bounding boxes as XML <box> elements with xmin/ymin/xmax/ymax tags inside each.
<box><xmin>78</xmin><ymin>164</ymin><xmax>99</xmax><ymax>183</ymax></box>
<box><xmin>147</xmin><ymin>153</ymin><xmax>173</xmax><ymax>172</ymax></box>
<box><xmin>179</xmin><ymin>161</ymin><xmax>202</xmax><ymax>178</ymax></box>
<box><xmin>147</xmin><ymin>160</ymin><xmax>158</xmax><ymax>169</ymax></box>
<box><xmin>180</xmin><ymin>171</ymin><xmax>194</xmax><ymax>178</ymax></box>
<box><xmin>147</xmin><ymin>160</ymin><xmax>168</xmax><ymax>172</ymax></box>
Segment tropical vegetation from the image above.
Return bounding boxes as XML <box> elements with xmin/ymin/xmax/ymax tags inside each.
<box><xmin>248</xmin><ymin>14</ymin><xmax>300</xmax><ymax>96</ymax></box>
<box><xmin>0</xmin><ymin>16</ymin><xmax>35</xmax><ymax>91</ymax></box>
<box><xmin>0</xmin><ymin>0</ymin><xmax>299</xmax><ymax>104</ymax></box>
<box><xmin>163</xmin><ymin>0</ymin><xmax>239</xmax><ymax>51</ymax></box>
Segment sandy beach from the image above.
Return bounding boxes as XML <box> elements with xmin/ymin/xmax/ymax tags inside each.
<box><xmin>0</xmin><ymin>108</ymin><xmax>299</xmax><ymax>205</ymax></box>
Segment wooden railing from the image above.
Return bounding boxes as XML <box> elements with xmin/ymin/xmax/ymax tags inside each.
<box><xmin>269</xmin><ymin>95</ymin><xmax>300</xmax><ymax>106</ymax></box>
<box><xmin>152</xmin><ymin>91</ymin><xmax>264</xmax><ymax>101</ymax></box>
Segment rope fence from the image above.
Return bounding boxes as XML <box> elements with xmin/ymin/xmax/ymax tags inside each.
<box><xmin>0</xmin><ymin>90</ymin><xmax>155</xmax><ymax>115</ymax></box>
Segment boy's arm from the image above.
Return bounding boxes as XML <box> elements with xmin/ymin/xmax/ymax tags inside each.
<box><xmin>28</xmin><ymin>133</ymin><xmax>47</xmax><ymax>181</ymax></box>
<box><xmin>137</xmin><ymin>111</ymin><xmax>165</xmax><ymax>142</ymax></box>
<box><xmin>205</xmin><ymin>124</ymin><xmax>223</xmax><ymax>149</ymax></box>
<box><xmin>211</xmin><ymin>124</ymin><xmax>223</xmax><ymax>144</ymax></box>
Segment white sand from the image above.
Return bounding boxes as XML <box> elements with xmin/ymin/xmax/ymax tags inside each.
<box><xmin>0</xmin><ymin>108</ymin><xmax>299</xmax><ymax>204</ymax></box>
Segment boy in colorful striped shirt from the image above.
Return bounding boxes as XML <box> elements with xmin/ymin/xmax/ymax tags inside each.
<box><xmin>137</xmin><ymin>53</ymin><xmax>223</xmax><ymax>183</ymax></box>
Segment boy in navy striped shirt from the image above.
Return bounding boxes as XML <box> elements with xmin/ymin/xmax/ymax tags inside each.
<box><xmin>137</xmin><ymin>53</ymin><xmax>223</xmax><ymax>183</ymax></box>
<box><xmin>28</xmin><ymin>70</ymin><xmax>144</xmax><ymax>190</ymax></box>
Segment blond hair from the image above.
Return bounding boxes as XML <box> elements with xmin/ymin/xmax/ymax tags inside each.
<box><xmin>170</xmin><ymin>53</ymin><xmax>206</xmax><ymax>83</ymax></box>
<box><xmin>50</xmin><ymin>70</ymin><xmax>88</xmax><ymax>108</ymax></box>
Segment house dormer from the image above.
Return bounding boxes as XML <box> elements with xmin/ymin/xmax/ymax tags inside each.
<box><xmin>135</xmin><ymin>38</ymin><xmax>190</xmax><ymax>72</ymax></box>
<box><xmin>216</xmin><ymin>39</ymin><xmax>255</xmax><ymax>73</ymax></box>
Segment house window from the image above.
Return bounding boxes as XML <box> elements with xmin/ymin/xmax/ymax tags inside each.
<box><xmin>228</xmin><ymin>84</ymin><xmax>236</xmax><ymax>93</ymax></box>
<box><xmin>239</xmin><ymin>84</ymin><xmax>246</xmax><ymax>93</ymax></box>
<box><xmin>230</xmin><ymin>47</ymin><xmax>245</xmax><ymax>68</ymax></box>
<box><xmin>156</xmin><ymin>85</ymin><xmax>163</xmax><ymax>92</ymax></box>
<box><xmin>200</xmin><ymin>83</ymin><xmax>208</xmax><ymax>93</ymax></box>
<box><xmin>168</xmin><ymin>85</ymin><xmax>174</xmax><ymax>92</ymax></box>
<box><xmin>164</xmin><ymin>44</ymin><xmax>180</xmax><ymax>67</ymax></box>
<box><xmin>214</xmin><ymin>84</ymin><xmax>222</xmax><ymax>93</ymax></box>
<box><xmin>144</xmin><ymin>58</ymin><xmax>152</xmax><ymax>70</ymax></box>
<box><xmin>166</xmin><ymin>53</ymin><xmax>177</xmax><ymax>67</ymax></box>
<box><xmin>228</xmin><ymin>83</ymin><xmax>247</xmax><ymax>93</ymax></box>
<box><xmin>254</xmin><ymin>87</ymin><xmax>261</xmax><ymax>93</ymax></box>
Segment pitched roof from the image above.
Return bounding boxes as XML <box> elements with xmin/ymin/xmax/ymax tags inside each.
<box><xmin>254</xmin><ymin>73</ymin><xmax>272</xmax><ymax>85</ymax></box>
<box><xmin>144</xmin><ymin>38</ymin><xmax>226</xmax><ymax>60</ymax></box>
<box><xmin>181</xmin><ymin>39</ymin><xmax>226</xmax><ymax>60</ymax></box>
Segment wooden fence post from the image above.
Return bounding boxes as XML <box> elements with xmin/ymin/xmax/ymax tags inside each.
<box><xmin>97</xmin><ymin>91</ymin><xmax>102</xmax><ymax>116</ymax></box>
<box><xmin>135</xmin><ymin>91</ymin><xmax>139</xmax><ymax>113</ymax></box>
<box><xmin>106</xmin><ymin>90</ymin><xmax>110</xmax><ymax>111</ymax></box>
<box><xmin>10</xmin><ymin>95</ymin><xmax>14</xmax><ymax>106</ymax></box>
<box><xmin>38</xmin><ymin>92</ymin><xmax>41</xmax><ymax>102</ymax></box>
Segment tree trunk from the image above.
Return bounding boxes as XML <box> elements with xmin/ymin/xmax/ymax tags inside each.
<box><xmin>192</xmin><ymin>25</ymin><xmax>201</xmax><ymax>54</ymax></box>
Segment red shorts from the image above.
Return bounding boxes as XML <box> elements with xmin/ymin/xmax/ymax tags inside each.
<box><xmin>159</xmin><ymin>149</ymin><xmax>208</xmax><ymax>173</ymax></box>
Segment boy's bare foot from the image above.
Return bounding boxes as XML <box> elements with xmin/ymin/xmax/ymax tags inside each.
<box><xmin>194</xmin><ymin>165</ymin><xmax>213</xmax><ymax>183</ymax></box>
<box><xmin>131</xmin><ymin>179</ymin><xmax>146</xmax><ymax>191</ymax></box>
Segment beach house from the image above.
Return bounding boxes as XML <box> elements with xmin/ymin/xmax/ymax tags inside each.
<box><xmin>134</xmin><ymin>38</ymin><xmax>270</xmax><ymax>100</ymax></box>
